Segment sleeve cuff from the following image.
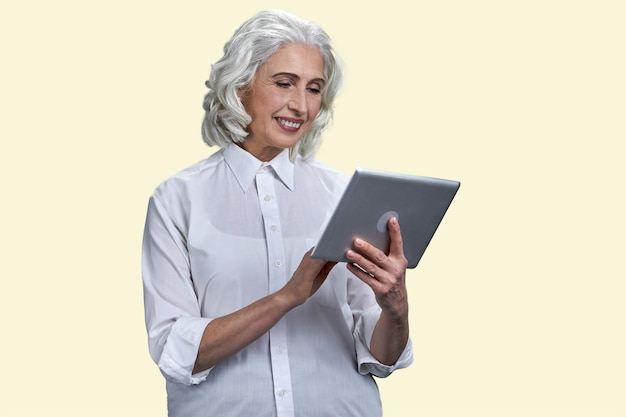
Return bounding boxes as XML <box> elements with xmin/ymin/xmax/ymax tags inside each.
<box><xmin>158</xmin><ymin>316</ymin><xmax>213</xmax><ymax>385</ymax></box>
<box><xmin>356</xmin><ymin>338</ymin><xmax>413</xmax><ymax>378</ymax></box>
<box><xmin>353</xmin><ymin>306</ymin><xmax>414</xmax><ymax>378</ymax></box>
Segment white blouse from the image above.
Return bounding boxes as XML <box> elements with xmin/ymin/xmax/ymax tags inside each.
<box><xmin>142</xmin><ymin>144</ymin><xmax>412</xmax><ymax>417</ymax></box>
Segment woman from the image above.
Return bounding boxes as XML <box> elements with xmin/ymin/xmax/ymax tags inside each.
<box><xmin>142</xmin><ymin>9</ymin><xmax>412</xmax><ymax>417</ymax></box>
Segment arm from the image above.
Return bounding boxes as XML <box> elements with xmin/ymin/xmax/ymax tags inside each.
<box><xmin>143</xmin><ymin>193</ymin><xmax>335</xmax><ymax>382</ymax></box>
<box><xmin>193</xmin><ymin>250</ymin><xmax>336</xmax><ymax>373</ymax></box>
<box><xmin>346</xmin><ymin>216</ymin><xmax>410</xmax><ymax>365</ymax></box>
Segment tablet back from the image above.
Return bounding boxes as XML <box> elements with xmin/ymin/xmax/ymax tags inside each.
<box><xmin>311</xmin><ymin>168</ymin><xmax>460</xmax><ymax>268</ymax></box>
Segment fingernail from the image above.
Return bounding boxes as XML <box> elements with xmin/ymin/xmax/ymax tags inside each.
<box><xmin>355</xmin><ymin>238</ymin><xmax>363</xmax><ymax>247</ymax></box>
<box><xmin>346</xmin><ymin>249</ymin><xmax>355</xmax><ymax>258</ymax></box>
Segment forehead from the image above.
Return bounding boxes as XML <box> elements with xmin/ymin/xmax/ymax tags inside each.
<box><xmin>260</xmin><ymin>43</ymin><xmax>324</xmax><ymax>80</ymax></box>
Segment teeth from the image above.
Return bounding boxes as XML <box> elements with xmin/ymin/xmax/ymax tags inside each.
<box><xmin>278</xmin><ymin>118</ymin><xmax>301</xmax><ymax>129</ymax></box>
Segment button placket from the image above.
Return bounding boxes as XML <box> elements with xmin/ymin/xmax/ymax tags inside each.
<box><xmin>255</xmin><ymin>167</ymin><xmax>294</xmax><ymax>417</ymax></box>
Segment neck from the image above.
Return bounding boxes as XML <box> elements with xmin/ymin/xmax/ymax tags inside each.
<box><xmin>237</xmin><ymin>141</ymin><xmax>283</xmax><ymax>162</ymax></box>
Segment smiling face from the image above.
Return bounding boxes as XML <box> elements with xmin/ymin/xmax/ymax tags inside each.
<box><xmin>239</xmin><ymin>43</ymin><xmax>325</xmax><ymax>162</ymax></box>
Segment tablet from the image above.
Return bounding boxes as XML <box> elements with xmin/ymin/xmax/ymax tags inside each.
<box><xmin>311</xmin><ymin>168</ymin><xmax>460</xmax><ymax>268</ymax></box>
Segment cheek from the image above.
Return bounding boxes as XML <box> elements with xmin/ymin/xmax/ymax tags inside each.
<box><xmin>264</xmin><ymin>96</ymin><xmax>290</xmax><ymax>119</ymax></box>
<box><xmin>309</xmin><ymin>100</ymin><xmax>323</xmax><ymax>120</ymax></box>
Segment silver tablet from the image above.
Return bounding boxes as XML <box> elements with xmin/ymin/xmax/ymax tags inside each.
<box><xmin>311</xmin><ymin>168</ymin><xmax>460</xmax><ymax>268</ymax></box>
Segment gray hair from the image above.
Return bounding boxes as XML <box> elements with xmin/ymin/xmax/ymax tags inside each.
<box><xmin>201</xmin><ymin>9</ymin><xmax>343</xmax><ymax>160</ymax></box>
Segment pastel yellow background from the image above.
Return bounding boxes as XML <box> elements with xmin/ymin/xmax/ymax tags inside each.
<box><xmin>1</xmin><ymin>1</ymin><xmax>624</xmax><ymax>416</ymax></box>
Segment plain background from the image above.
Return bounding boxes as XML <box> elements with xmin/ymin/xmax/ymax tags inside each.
<box><xmin>1</xmin><ymin>1</ymin><xmax>624</xmax><ymax>416</ymax></box>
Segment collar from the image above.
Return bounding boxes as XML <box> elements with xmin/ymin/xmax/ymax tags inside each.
<box><xmin>223</xmin><ymin>144</ymin><xmax>295</xmax><ymax>193</ymax></box>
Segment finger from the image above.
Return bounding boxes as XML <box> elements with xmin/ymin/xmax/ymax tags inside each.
<box><xmin>353</xmin><ymin>237</ymin><xmax>387</xmax><ymax>265</ymax></box>
<box><xmin>303</xmin><ymin>247</ymin><xmax>330</xmax><ymax>265</ymax></box>
<box><xmin>387</xmin><ymin>217</ymin><xmax>405</xmax><ymax>259</ymax></box>
<box><xmin>346</xmin><ymin>248</ymin><xmax>381</xmax><ymax>278</ymax></box>
<box><xmin>321</xmin><ymin>261</ymin><xmax>338</xmax><ymax>277</ymax></box>
<box><xmin>346</xmin><ymin>262</ymin><xmax>385</xmax><ymax>293</ymax></box>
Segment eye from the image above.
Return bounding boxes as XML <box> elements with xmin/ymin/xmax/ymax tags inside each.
<box><xmin>275</xmin><ymin>81</ymin><xmax>291</xmax><ymax>89</ymax></box>
<box><xmin>307</xmin><ymin>82</ymin><xmax>323</xmax><ymax>95</ymax></box>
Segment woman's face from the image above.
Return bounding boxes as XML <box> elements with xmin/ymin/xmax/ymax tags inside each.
<box><xmin>240</xmin><ymin>43</ymin><xmax>325</xmax><ymax>161</ymax></box>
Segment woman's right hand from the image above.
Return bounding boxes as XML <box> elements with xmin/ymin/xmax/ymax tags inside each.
<box><xmin>280</xmin><ymin>248</ymin><xmax>337</xmax><ymax>307</ymax></box>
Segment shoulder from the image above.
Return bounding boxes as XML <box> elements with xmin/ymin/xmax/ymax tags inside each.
<box><xmin>296</xmin><ymin>157</ymin><xmax>350</xmax><ymax>194</ymax></box>
<box><xmin>151</xmin><ymin>149</ymin><xmax>225</xmax><ymax>204</ymax></box>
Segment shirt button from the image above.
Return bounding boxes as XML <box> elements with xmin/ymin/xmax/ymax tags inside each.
<box><xmin>264</xmin><ymin>195</ymin><xmax>272</xmax><ymax>202</ymax></box>
<box><xmin>274</xmin><ymin>260</ymin><xmax>282</xmax><ymax>267</ymax></box>
<box><xmin>270</xmin><ymin>225</ymin><xmax>277</xmax><ymax>232</ymax></box>
<box><xmin>277</xmin><ymin>389</ymin><xmax>287</xmax><ymax>399</ymax></box>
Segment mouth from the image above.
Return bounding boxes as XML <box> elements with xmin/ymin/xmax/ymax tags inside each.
<box><xmin>276</xmin><ymin>117</ymin><xmax>303</xmax><ymax>130</ymax></box>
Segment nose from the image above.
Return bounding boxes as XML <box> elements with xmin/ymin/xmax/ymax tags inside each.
<box><xmin>287</xmin><ymin>88</ymin><xmax>307</xmax><ymax>115</ymax></box>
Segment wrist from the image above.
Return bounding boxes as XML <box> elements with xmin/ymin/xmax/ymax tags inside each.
<box><xmin>380</xmin><ymin>305</ymin><xmax>409</xmax><ymax>326</ymax></box>
<box><xmin>273</xmin><ymin>288</ymin><xmax>301</xmax><ymax>312</ymax></box>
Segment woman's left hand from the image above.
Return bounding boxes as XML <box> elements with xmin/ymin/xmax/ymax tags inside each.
<box><xmin>345</xmin><ymin>217</ymin><xmax>409</xmax><ymax>319</ymax></box>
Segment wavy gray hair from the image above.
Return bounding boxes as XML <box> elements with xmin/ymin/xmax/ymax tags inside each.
<box><xmin>201</xmin><ymin>9</ymin><xmax>343</xmax><ymax>160</ymax></box>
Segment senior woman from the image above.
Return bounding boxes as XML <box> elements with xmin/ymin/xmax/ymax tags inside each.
<box><xmin>142</xmin><ymin>9</ymin><xmax>413</xmax><ymax>417</ymax></box>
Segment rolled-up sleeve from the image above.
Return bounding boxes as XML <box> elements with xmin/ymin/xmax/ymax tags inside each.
<box><xmin>345</xmin><ymin>275</ymin><xmax>414</xmax><ymax>378</ymax></box>
<box><xmin>353</xmin><ymin>304</ymin><xmax>413</xmax><ymax>378</ymax></box>
<box><xmin>142</xmin><ymin>193</ymin><xmax>214</xmax><ymax>385</ymax></box>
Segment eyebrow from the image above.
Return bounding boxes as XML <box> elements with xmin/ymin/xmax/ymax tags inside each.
<box><xmin>272</xmin><ymin>72</ymin><xmax>325</xmax><ymax>86</ymax></box>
